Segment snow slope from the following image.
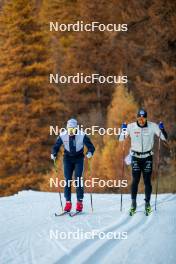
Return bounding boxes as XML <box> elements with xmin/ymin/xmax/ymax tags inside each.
<box><xmin>0</xmin><ymin>191</ymin><xmax>175</xmax><ymax>264</ymax></box>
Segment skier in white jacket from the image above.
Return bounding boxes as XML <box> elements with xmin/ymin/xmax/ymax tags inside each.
<box><xmin>119</xmin><ymin>109</ymin><xmax>168</xmax><ymax>215</ymax></box>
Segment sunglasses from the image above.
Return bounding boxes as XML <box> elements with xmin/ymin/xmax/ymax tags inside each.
<box><xmin>137</xmin><ymin>116</ymin><xmax>147</xmax><ymax>121</ymax></box>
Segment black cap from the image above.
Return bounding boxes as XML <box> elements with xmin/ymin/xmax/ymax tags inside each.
<box><xmin>137</xmin><ymin>109</ymin><xmax>147</xmax><ymax>118</ymax></box>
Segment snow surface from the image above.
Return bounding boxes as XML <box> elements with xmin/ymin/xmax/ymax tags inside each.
<box><xmin>0</xmin><ymin>191</ymin><xmax>175</xmax><ymax>264</ymax></box>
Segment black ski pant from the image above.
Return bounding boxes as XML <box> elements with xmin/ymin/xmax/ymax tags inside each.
<box><xmin>63</xmin><ymin>156</ymin><xmax>84</xmax><ymax>201</ymax></box>
<box><xmin>131</xmin><ymin>155</ymin><xmax>153</xmax><ymax>203</ymax></box>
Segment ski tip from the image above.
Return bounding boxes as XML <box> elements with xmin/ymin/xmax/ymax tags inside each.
<box><xmin>55</xmin><ymin>211</ymin><xmax>69</xmax><ymax>217</ymax></box>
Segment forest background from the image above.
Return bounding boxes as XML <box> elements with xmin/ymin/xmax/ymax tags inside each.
<box><xmin>0</xmin><ymin>0</ymin><xmax>175</xmax><ymax>196</ymax></box>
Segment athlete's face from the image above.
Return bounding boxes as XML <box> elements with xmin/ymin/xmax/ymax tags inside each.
<box><xmin>137</xmin><ymin>116</ymin><xmax>147</xmax><ymax>127</ymax></box>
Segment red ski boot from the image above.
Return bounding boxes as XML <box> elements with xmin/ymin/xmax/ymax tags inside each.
<box><xmin>64</xmin><ymin>201</ymin><xmax>72</xmax><ymax>212</ymax></box>
<box><xmin>76</xmin><ymin>201</ymin><xmax>83</xmax><ymax>212</ymax></box>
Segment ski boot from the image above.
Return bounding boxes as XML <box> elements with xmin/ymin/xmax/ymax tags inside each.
<box><xmin>145</xmin><ymin>201</ymin><xmax>152</xmax><ymax>216</ymax></box>
<box><xmin>64</xmin><ymin>201</ymin><xmax>72</xmax><ymax>212</ymax></box>
<box><xmin>129</xmin><ymin>199</ymin><xmax>136</xmax><ymax>216</ymax></box>
<box><xmin>76</xmin><ymin>200</ymin><xmax>83</xmax><ymax>212</ymax></box>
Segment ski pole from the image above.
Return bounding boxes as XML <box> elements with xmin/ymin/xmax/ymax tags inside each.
<box><xmin>88</xmin><ymin>159</ymin><xmax>93</xmax><ymax>212</ymax></box>
<box><xmin>54</xmin><ymin>159</ymin><xmax>63</xmax><ymax>212</ymax></box>
<box><xmin>155</xmin><ymin>133</ymin><xmax>161</xmax><ymax>211</ymax></box>
<box><xmin>120</xmin><ymin>139</ymin><xmax>125</xmax><ymax>212</ymax></box>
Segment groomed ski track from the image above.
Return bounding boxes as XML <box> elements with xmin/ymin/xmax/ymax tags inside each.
<box><xmin>0</xmin><ymin>191</ymin><xmax>175</xmax><ymax>264</ymax></box>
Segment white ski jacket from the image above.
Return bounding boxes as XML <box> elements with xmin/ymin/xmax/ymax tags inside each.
<box><xmin>119</xmin><ymin>122</ymin><xmax>166</xmax><ymax>158</ymax></box>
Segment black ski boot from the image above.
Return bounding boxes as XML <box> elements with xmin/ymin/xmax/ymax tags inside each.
<box><xmin>145</xmin><ymin>201</ymin><xmax>152</xmax><ymax>216</ymax></box>
<box><xmin>129</xmin><ymin>199</ymin><xmax>137</xmax><ymax>216</ymax></box>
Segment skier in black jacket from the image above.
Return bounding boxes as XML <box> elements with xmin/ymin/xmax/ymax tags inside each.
<box><xmin>51</xmin><ymin>118</ymin><xmax>95</xmax><ymax>212</ymax></box>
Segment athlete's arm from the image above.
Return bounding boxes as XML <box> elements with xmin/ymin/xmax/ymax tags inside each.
<box><xmin>52</xmin><ymin>136</ymin><xmax>63</xmax><ymax>157</ymax></box>
<box><xmin>119</xmin><ymin>123</ymin><xmax>130</xmax><ymax>141</ymax></box>
<box><xmin>153</xmin><ymin>123</ymin><xmax>167</xmax><ymax>141</ymax></box>
<box><xmin>83</xmin><ymin>134</ymin><xmax>95</xmax><ymax>155</ymax></box>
